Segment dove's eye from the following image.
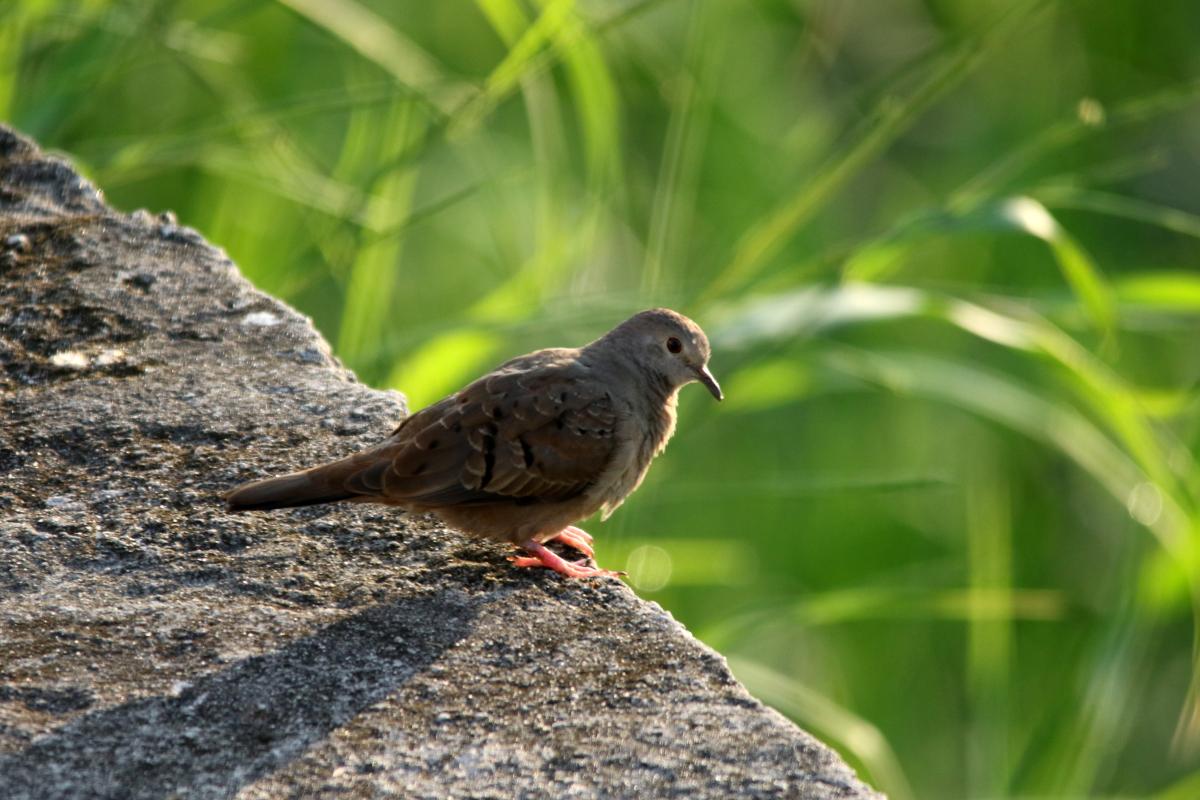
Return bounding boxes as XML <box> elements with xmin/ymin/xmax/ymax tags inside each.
<box><xmin>666</xmin><ymin>336</ymin><xmax>682</xmax><ymax>354</ymax></box>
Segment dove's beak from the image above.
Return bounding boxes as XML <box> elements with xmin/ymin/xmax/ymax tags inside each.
<box><xmin>696</xmin><ymin>365</ymin><xmax>723</xmax><ymax>401</ymax></box>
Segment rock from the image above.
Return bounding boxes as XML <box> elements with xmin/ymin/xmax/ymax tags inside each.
<box><xmin>0</xmin><ymin>124</ymin><xmax>883</xmax><ymax>799</ymax></box>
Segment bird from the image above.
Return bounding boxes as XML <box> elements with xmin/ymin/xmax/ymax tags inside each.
<box><xmin>225</xmin><ymin>308</ymin><xmax>722</xmax><ymax>578</ymax></box>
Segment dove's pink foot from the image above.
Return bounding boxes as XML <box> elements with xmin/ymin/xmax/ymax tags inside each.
<box><xmin>564</xmin><ymin>525</ymin><xmax>593</xmax><ymax>544</ymax></box>
<box><xmin>545</xmin><ymin>526</ymin><xmax>594</xmax><ymax>558</ymax></box>
<box><xmin>509</xmin><ymin>540</ymin><xmax>624</xmax><ymax>579</ymax></box>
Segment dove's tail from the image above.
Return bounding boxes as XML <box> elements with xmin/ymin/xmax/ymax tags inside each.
<box><xmin>224</xmin><ymin>470</ymin><xmax>356</xmax><ymax>512</ymax></box>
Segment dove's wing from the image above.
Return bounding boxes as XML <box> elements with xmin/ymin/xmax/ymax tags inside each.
<box><xmin>341</xmin><ymin>349</ymin><xmax>622</xmax><ymax>507</ymax></box>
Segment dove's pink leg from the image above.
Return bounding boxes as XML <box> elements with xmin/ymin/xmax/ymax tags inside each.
<box><xmin>510</xmin><ymin>540</ymin><xmax>623</xmax><ymax>579</ymax></box>
<box><xmin>544</xmin><ymin>526</ymin><xmax>594</xmax><ymax>558</ymax></box>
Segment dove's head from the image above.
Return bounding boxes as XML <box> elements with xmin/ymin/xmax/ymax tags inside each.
<box><xmin>602</xmin><ymin>308</ymin><xmax>722</xmax><ymax>401</ymax></box>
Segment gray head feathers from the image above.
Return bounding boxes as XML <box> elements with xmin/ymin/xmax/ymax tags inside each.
<box><xmin>589</xmin><ymin>308</ymin><xmax>721</xmax><ymax>400</ymax></box>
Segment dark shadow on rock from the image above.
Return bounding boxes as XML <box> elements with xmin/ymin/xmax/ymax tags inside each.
<box><xmin>0</xmin><ymin>589</ymin><xmax>480</xmax><ymax>800</ymax></box>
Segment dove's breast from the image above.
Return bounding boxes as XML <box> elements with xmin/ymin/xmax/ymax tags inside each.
<box><xmin>592</xmin><ymin>390</ymin><xmax>679</xmax><ymax>519</ymax></box>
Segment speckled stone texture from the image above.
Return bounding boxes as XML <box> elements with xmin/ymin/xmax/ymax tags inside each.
<box><xmin>0</xmin><ymin>125</ymin><xmax>883</xmax><ymax>800</ymax></box>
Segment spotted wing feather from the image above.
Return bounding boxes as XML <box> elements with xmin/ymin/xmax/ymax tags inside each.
<box><xmin>340</xmin><ymin>350</ymin><xmax>620</xmax><ymax>508</ymax></box>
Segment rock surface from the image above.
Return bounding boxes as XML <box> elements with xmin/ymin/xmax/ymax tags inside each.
<box><xmin>0</xmin><ymin>125</ymin><xmax>882</xmax><ymax>800</ymax></box>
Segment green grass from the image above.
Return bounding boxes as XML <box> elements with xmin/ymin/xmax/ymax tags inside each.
<box><xmin>7</xmin><ymin>1</ymin><xmax>1200</xmax><ymax>796</ymax></box>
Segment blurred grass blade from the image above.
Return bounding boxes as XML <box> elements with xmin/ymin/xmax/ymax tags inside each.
<box><xmin>722</xmin><ymin>359</ymin><xmax>813</xmax><ymax>412</ymax></box>
<box><xmin>999</xmin><ymin>196</ymin><xmax>1116</xmax><ymax>340</ymax></box>
<box><xmin>337</xmin><ymin>102</ymin><xmax>424</xmax><ymax>368</ymax></box>
<box><xmin>387</xmin><ymin>328</ymin><xmax>500</xmax><ymax>409</ymax></box>
<box><xmin>454</xmin><ymin>0</ymin><xmax>576</xmax><ymax>134</ymax></box>
<box><xmin>1155</xmin><ymin>767</ymin><xmax>1200</xmax><ymax>800</ymax></box>
<box><xmin>475</xmin><ymin>0</ymin><xmax>570</xmax><ymax>257</ymax></box>
<box><xmin>702</xmin><ymin>1</ymin><xmax>1046</xmax><ymax>303</ymax></box>
<box><xmin>199</xmin><ymin>142</ymin><xmax>368</xmax><ymax>222</ymax></box>
<box><xmin>715</xmin><ymin>285</ymin><xmax>1194</xmax><ymax>528</ymax></box>
<box><xmin>0</xmin><ymin>4</ymin><xmax>45</xmax><ymax>119</ymax></box>
<box><xmin>953</xmin><ymin>79</ymin><xmax>1200</xmax><ymax>210</ymax></box>
<box><xmin>643</xmin><ymin>1</ymin><xmax>718</xmax><ymax>296</ymax></box>
<box><xmin>728</xmin><ymin>657</ymin><xmax>915</xmax><ymax>800</ymax></box>
<box><xmin>1115</xmin><ymin>272</ymin><xmax>1200</xmax><ymax>311</ymax></box>
<box><xmin>276</xmin><ymin>0</ymin><xmax>471</xmax><ymax>115</ymax></box>
<box><xmin>80</xmin><ymin>81</ymin><xmax>406</xmax><ymax>167</ymax></box>
<box><xmin>966</xmin><ymin>459</ymin><xmax>1013</xmax><ymax>798</ymax></box>
<box><xmin>1021</xmin><ymin>557</ymin><xmax>1145</xmax><ymax>796</ymax></box>
<box><xmin>713</xmin><ymin>284</ymin><xmax>926</xmax><ymax>349</ymax></box>
<box><xmin>699</xmin><ymin>587</ymin><xmax>1065</xmax><ymax>661</ymax></box>
<box><xmin>842</xmin><ymin>195</ymin><xmax>1117</xmax><ymax>340</ymax></box>
<box><xmin>539</xmin><ymin>0</ymin><xmax>620</xmax><ymax>273</ymax></box>
<box><xmin>484</xmin><ymin>0</ymin><xmax>574</xmax><ymax>98</ymax></box>
<box><xmin>472</xmin><ymin>0</ymin><xmax>616</xmax><ymax>326</ymax></box>
<box><xmin>456</xmin><ymin>0</ymin><xmax>668</xmax><ymax>138</ymax></box>
<box><xmin>605</xmin><ymin>538</ymin><xmax>755</xmax><ymax>588</ymax></box>
<box><xmin>1036</xmin><ymin>186</ymin><xmax>1200</xmax><ymax>241</ymax></box>
<box><xmin>818</xmin><ymin>345</ymin><xmax>1188</xmax><ymax>557</ymax></box>
<box><xmin>791</xmin><ymin>587</ymin><xmax>1063</xmax><ymax>626</ymax></box>
<box><xmin>549</xmin><ymin>4</ymin><xmax>620</xmax><ymax>190</ymax></box>
<box><xmin>635</xmin><ymin>473</ymin><xmax>952</xmax><ymax>502</ymax></box>
<box><xmin>476</xmin><ymin>0</ymin><xmax>527</xmax><ymax>40</ymax></box>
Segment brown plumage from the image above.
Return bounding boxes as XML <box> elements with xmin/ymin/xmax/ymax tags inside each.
<box><xmin>225</xmin><ymin>308</ymin><xmax>721</xmax><ymax>578</ymax></box>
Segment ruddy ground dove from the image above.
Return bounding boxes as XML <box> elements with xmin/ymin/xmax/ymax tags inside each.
<box><xmin>225</xmin><ymin>308</ymin><xmax>721</xmax><ymax>578</ymax></box>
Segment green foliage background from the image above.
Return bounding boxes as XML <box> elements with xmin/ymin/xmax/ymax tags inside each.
<box><xmin>7</xmin><ymin>1</ymin><xmax>1200</xmax><ymax>796</ymax></box>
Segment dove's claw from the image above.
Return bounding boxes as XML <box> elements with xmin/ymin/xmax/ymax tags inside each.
<box><xmin>564</xmin><ymin>525</ymin><xmax>594</xmax><ymax>544</ymax></box>
<box><xmin>509</xmin><ymin>556</ymin><xmax>543</xmax><ymax>568</ymax></box>
<box><xmin>511</xmin><ymin>540</ymin><xmax>624</xmax><ymax>579</ymax></box>
<box><xmin>545</xmin><ymin>527</ymin><xmax>595</xmax><ymax>558</ymax></box>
